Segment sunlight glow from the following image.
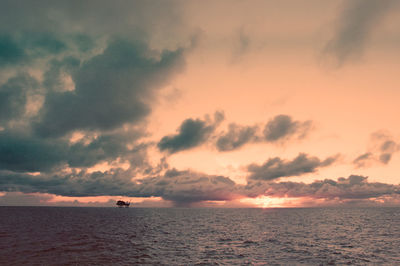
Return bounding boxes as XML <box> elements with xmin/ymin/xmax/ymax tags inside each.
<box><xmin>240</xmin><ymin>196</ymin><xmax>305</xmax><ymax>208</ymax></box>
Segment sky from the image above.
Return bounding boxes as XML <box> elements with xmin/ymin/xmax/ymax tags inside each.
<box><xmin>1</xmin><ymin>0</ymin><xmax>400</xmax><ymax>207</ymax></box>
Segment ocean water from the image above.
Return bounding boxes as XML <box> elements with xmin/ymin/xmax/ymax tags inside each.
<box><xmin>0</xmin><ymin>207</ymin><xmax>399</xmax><ymax>265</ymax></box>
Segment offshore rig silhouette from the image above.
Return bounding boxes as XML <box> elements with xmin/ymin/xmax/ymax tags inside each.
<box><xmin>116</xmin><ymin>200</ymin><xmax>130</xmax><ymax>207</ymax></box>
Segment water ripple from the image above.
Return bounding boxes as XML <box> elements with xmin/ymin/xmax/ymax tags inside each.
<box><xmin>0</xmin><ymin>207</ymin><xmax>399</xmax><ymax>265</ymax></box>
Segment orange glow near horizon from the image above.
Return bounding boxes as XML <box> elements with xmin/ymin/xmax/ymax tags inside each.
<box><xmin>44</xmin><ymin>194</ymin><xmax>164</xmax><ymax>206</ymax></box>
<box><xmin>240</xmin><ymin>196</ymin><xmax>306</xmax><ymax>208</ymax></box>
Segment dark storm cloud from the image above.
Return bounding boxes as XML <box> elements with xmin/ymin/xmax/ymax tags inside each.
<box><xmin>67</xmin><ymin>130</ymin><xmax>149</xmax><ymax>169</ymax></box>
<box><xmin>0</xmin><ymin>0</ymin><xmax>195</xmax><ymax>202</ymax></box>
<box><xmin>0</xmin><ymin>128</ymin><xmax>147</xmax><ymax>172</ymax></box>
<box><xmin>0</xmin><ymin>169</ymin><xmax>137</xmax><ymax>197</ymax></box>
<box><xmin>323</xmin><ymin>0</ymin><xmax>397</xmax><ymax>65</ymax></box>
<box><xmin>0</xmin><ymin>32</ymin><xmax>71</xmax><ymax>69</ymax></box>
<box><xmin>42</xmin><ymin>56</ymin><xmax>81</xmax><ymax>92</ymax></box>
<box><xmin>0</xmin><ymin>1</ymin><xmax>184</xmax><ymax>39</ymax></box>
<box><xmin>34</xmin><ymin>39</ymin><xmax>186</xmax><ymax>137</ymax></box>
<box><xmin>0</xmin><ymin>131</ymin><xmax>67</xmax><ymax>172</ymax></box>
<box><xmin>0</xmin><ymin>73</ymin><xmax>39</xmax><ymax>124</ymax></box>
<box><xmin>263</xmin><ymin>115</ymin><xmax>312</xmax><ymax>142</ymax></box>
<box><xmin>353</xmin><ymin>131</ymin><xmax>400</xmax><ymax>168</ymax></box>
<box><xmin>216</xmin><ymin>123</ymin><xmax>258</xmax><ymax>151</ymax></box>
<box><xmin>247</xmin><ymin>153</ymin><xmax>338</xmax><ymax>181</ymax></box>
<box><xmin>158</xmin><ymin>111</ymin><xmax>224</xmax><ymax>153</ymax></box>
<box><xmin>247</xmin><ymin>175</ymin><xmax>400</xmax><ymax>201</ymax></box>
<box><xmin>0</xmin><ymin>34</ymin><xmax>26</xmax><ymax>66</ymax></box>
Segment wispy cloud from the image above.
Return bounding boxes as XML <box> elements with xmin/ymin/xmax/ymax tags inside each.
<box><xmin>353</xmin><ymin>131</ymin><xmax>400</xmax><ymax>168</ymax></box>
<box><xmin>322</xmin><ymin>0</ymin><xmax>397</xmax><ymax>66</ymax></box>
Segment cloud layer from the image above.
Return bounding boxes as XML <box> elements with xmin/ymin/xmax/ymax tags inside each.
<box><xmin>2</xmin><ymin>168</ymin><xmax>399</xmax><ymax>206</ymax></box>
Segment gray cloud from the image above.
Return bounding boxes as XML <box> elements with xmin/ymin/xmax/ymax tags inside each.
<box><xmin>0</xmin><ymin>169</ymin><xmax>136</xmax><ymax>197</ymax></box>
<box><xmin>158</xmin><ymin>111</ymin><xmax>224</xmax><ymax>153</ymax></box>
<box><xmin>263</xmin><ymin>115</ymin><xmax>312</xmax><ymax>142</ymax></box>
<box><xmin>0</xmin><ymin>1</ymin><xmax>186</xmax><ymax>47</ymax></box>
<box><xmin>0</xmin><ymin>73</ymin><xmax>39</xmax><ymax>124</ymax></box>
<box><xmin>323</xmin><ymin>0</ymin><xmax>397</xmax><ymax>66</ymax></box>
<box><xmin>0</xmin><ymin>168</ymin><xmax>239</xmax><ymax>206</ymax></box>
<box><xmin>247</xmin><ymin>175</ymin><xmax>400</xmax><ymax>201</ymax></box>
<box><xmin>42</xmin><ymin>56</ymin><xmax>81</xmax><ymax>92</ymax></box>
<box><xmin>247</xmin><ymin>153</ymin><xmax>338</xmax><ymax>181</ymax></box>
<box><xmin>0</xmin><ymin>128</ymin><xmax>147</xmax><ymax>172</ymax></box>
<box><xmin>137</xmin><ymin>169</ymin><xmax>239</xmax><ymax>206</ymax></box>
<box><xmin>215</xmin><ymin>114</ymin><xmax>313</xmax><ymax>152</ymax></box>
<box><xmin>2</xmin><ymin>168</ymin><xmax>400</xmax><ymax>206</ymax></box>
<box><xmin>0</xmin><ymin>32</ymin><xmax>79</xmax><ymax>72</ymax></box>
<box><xmin>0</xmin><ymin>131</ymin><xmax>67</xmax><ymax>172</ymax></box>
<box><xmin>0</xmin><ymin>1</ymin><xmax>192</xmax><ymax>179</ymax></box>
<box><xmin>0</xmin><ymin>34</ymin><xmax>27</xmax><ymax>67</ymax></box>
<box><xmin>34</xmin><ymin>39</ymin><xmax>186</xmax><ymax>137</ymax></box>
<box><xmin>216</xmin><ymin>123</ymin><xmax>258</xmax><ymax>151</ymax></box>
<box><xmin>353</xmin><ymin>131</ymin><xmax>400</xmax><ymax>168</ymax></box>
<box><xmin>353</xmin><ymin>152</ymin><xmax>373</xmax><ymax>168</ymax></box>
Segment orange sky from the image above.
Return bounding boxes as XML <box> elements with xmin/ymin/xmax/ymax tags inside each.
<box><xmin>1</xmin><ymin>0</ymin><xmax>400</xmax><ymax>207</ymax></box>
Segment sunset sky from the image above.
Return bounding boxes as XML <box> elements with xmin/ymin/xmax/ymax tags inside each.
<box><xmin>1</xmin><ymin>0</ymin><xmax>400</xmax><ymax>207</ymax></box>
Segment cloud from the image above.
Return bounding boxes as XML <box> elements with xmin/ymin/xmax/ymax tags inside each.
<box><xmin>323</xmin><ymin>0</ymin><xmax>397</xmax><ymax>66</ymax></box>
<box><xmin>158</xmin><ymin>111</ymin><xmax>224</xmax><ymax>153</ymax></box>
<box><xmin>353</xmin><ymin>152</ymin><xmax>373</xmax><ymax>168</ymax></box>
<box><xmin>2</xmin><ymin>168</ymin><xmax>400</xmax><ymax>207</ymax></box>
<box><xmin>0</xmin><ymin>168</ymin><xmax>240</xmax><ymax>206</ymax></box>
<box><xmin>230</xmin><ymin>27</ymin><xmax>251</xmax><ymax>63</ymax></box>
<box><xmin>215</xmin><ymin>114</ymin><xmax>313</xmax><ymax>152</ymax></box>
<box><xmin>0</xmin><ymin>34</ymin><xmax>27</xmax><ymax>67</ymax></box>
<box><xmin>0</xmin><ymin>1</ymin><xmax>186</xmax><ymax>46</ymax></box>
<box><xmin>42</xmin><ymin>56</ymin><xmax>81</xmax><ymax>92</ymax></box>
<box><xmin>34</xmin><ymin>38</ymin><xmax>186</xmax><ymax>137</ymax></box>
<box><xmin>136</xmin><ymin>169</ymin><xmax>240</xmax><ymax>206</ymax></box>
<box><xmin>0</xmin><ymin>1</ymin><xmax>192</xmax><ymax>178</ymax></box>
<box><xmin>263</xmin><ymin>114</ymin><xmax>312</xmax><ymax>142</ymax></box>
<box><xmin>353</xmin><ymin>131</ymin><xmax>400</xmax><ymax>168</ymax></box>
<box><xmin>0</xmin><ymin>126</ymin><xmax>149</xmax><ymax>173</ymax></box>
<box><xmin>247</xmin><ymin>153</ymin><xmax>338</xmax><ymax>181</ymax></box>
<box><xmin>250</xmin><ymin>175</ymin><xmax>400</xmax><ymax>201</ymax></box>
<box><xmin>216</xmin><ymin>123</ymin><xmax>258</xmax><ymax>151</ymax></box>
<box><xmin>0</xmin><ymin>131</ymin><xmax>67</xmax><ymax>172</ymax></box>
<box><xmin>0</xmin><ymin>73</ymin><xmax>39</xmax><ymax>124</ymax></box>
<box><xmin>0</xmin><ymin>32</ymin><xmax>75</xmax><ymax>72</ymax></box>
<box><xmin>0</xmin><ymin>168</ymin><xmax>139</xmax><ymax>197</ymax></box>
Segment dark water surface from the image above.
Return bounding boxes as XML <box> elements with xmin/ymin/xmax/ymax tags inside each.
<box><xmin>0</xmin><ymin>207</ymin><xmax>399</xmax><ymax>265</ymax></box>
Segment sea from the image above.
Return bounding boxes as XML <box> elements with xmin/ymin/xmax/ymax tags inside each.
<box><xmin>0</xmin><ymin>207</ymin><xmax>399</xmax><ymax>265</ymax></box>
